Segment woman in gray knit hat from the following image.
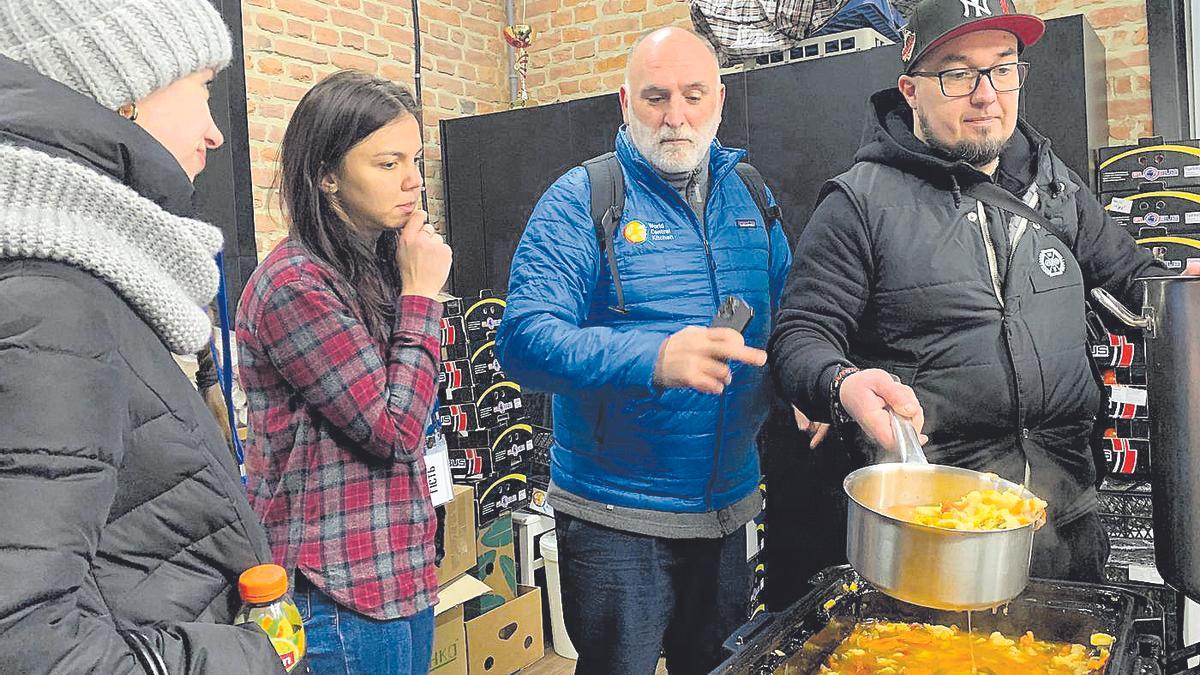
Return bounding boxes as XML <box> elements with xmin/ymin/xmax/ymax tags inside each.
<box><xmin>0</xmin><ymin>1</ymin><xmax>289</xmax><ymax>673</ymax></box>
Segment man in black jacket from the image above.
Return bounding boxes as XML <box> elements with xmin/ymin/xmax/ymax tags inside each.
<box><xmin>769</xmin><ymin>0</ymin><xmax>1191</xmax><ymax>582</ymax></box>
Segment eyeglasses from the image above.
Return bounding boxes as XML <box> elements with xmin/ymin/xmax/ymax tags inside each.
<box><xmin>910</xmin><ymin>62</ymin><xmax>1030</xmax><ymax>98</ymax></box>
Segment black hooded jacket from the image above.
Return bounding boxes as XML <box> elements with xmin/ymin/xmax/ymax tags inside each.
<box><xmin>0</xmin><ymin>56</ymin><xmax>285</xmax><ymax>674</ymax></box>
<box><xmin>769</xmin><ymin>89</ymin><xmax>1165</xmax><ymax>524</ymax></box>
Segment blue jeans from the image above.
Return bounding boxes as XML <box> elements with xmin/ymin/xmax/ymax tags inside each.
<box><xmin>555</xmin><ymin>512</ymin><xmax>751</xmax><ymax>675</ymax></box>
<box><xmin>294</xmin><ymin>574</ymin><xmax>434</xmax><ymax>675</ymax></box>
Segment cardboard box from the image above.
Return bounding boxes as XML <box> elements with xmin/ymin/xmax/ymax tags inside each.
<box><xmin>432</xmin><ymin>604</ymin><xmax>468</xmax><ymax>675</ymax></box>
<box><xmin>469</xmin><ymin>341</ymin><xmax>506</xmax><ymax>388</ymax></box>
<box><xmin>1097</xmin><ymin>138</ymin><xmax>1200</xmax><ymax>193</ymax></box>
<box><xmin>474</xmin><ymin>465</ymin><xmax>531</xmax><ymax>526</ymax></box>
<box><xmin>475</xmin><ymin>382</ymin><xmax>525</xmax><ymax>430</ymax></box>
<box><xmin>462</xmin><ymin>296</ymin><xmax>506</xmax><ymax>346</ymax></box>
<box><xmin>471</xmin><ymin>513</ymin><xmax>518</xmax><ymax>603</ymax></box>
<box><xmin>1103</xmin><ymin>186</ymin><xmax>1200</xmax><ymax>236</ymax></box>
<box><xmin>465</xmin><ymin>585</ymin><xmax>545</xmax><ymax>674</ymax></box>
<box><xmin>436</xmin><ymin>484</ymin><xmax>477</xmax><ymax>586</ymax></box>
<box><xmin>431</xmin><ymin>575</ymin><xmax>491</xmax><ymax>675</ymax></box>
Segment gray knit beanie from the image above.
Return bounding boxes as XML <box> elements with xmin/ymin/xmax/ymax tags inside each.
<box><xmin>0</xmin><ymin>0</ymin><xmax>233</xmax><ymax>110</ymax></box>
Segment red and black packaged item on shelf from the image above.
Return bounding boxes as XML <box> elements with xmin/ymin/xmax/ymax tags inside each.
<box><xmin>469</xmin><ymin>340</ymin><xmax>506</xmax><ymax>387</ymax></box>
<box><xmin>474</xmin><ymin>461</ymin><xmax>532</xmax><ymax>525</ymax></box>
<box><xmin>440</xmin><ymin>315</ymin><xmax>469</xmax><ymax>361</ymax></box>
<box><xmin>444</xmin><ymin>428</ymin><xmax>489</xmax><ymax>450</ymax></box>
<box><xmin>439</xmin><ymin>358</ymin><xmax>472</xmax><ymax>390</ymax></box>
<box><xmin>439</xmin><ymin>359</ymin><xmax>475</xmax><ymax>404</ymax></box>
<box><xmin>449</xmin><ymin>447</ymin><xmax>493</xmax><ymax>482</ymax></box>
<box><xmin>1096</xmin><ymin>137</ymin><xmax>1200</xmax><ymax>193</ymax></box>
<box><xmin>1103</xmin><ymin>183</ymin><xmax>1200</xmax><ymax>236</ymax></box>
<box><xmin>476</xmin><ymin>381</ymin><xmax>525</xmax><ymax>429</ymax></box>
<box><xmin>1099</xmin><ymin>366</ymin><xmax>1147</xmax><ymax>387</ymax></box>
<box><xmin>463</xmin><ymin>293</ymin><xmax>506</xmax><ymax>346</ymax></box>
<box><xmin>1103</xmin><ymin>430</ymin><xmax>1151</xmax><ymax>476</ymax></box>
<box><xmin>442</xmin><ymin>296</ymin><xmax>466</xmax><ymax>318</ymax></box>
<box><xmin>1090</xmin><ymin>332</ymin><xmax>1144</xmax><ymax>369</ymax></box>
<box><xmin>1105</xmin><ymin>384</ymin><xmax>1148</xmax><ymax>420</ymax></box>
<box><xmin>1099</xmin><ymin>432</ymin><xmax>1147</xmax><ymax>475</ymax></box>
<box><xmin>439</xmin><ymin>403</ymin><xmax>479</xmax><ymax>434</ymax></box>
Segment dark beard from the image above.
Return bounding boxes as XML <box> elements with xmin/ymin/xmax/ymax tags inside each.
<box><xmin>918</xmin><ymin>112</ymin><xmax>1009</xmax><ymax>167</ymax></box>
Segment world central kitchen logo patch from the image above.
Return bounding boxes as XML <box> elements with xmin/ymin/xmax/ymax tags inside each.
<box><xmin>623</xmin><ymin>220</ymin><xmax>675</xmax><ymax>244</ymax></box>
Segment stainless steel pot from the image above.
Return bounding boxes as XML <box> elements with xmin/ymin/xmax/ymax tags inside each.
<box><xmin>1091</xmin><ymin>276</ymin><xmax>1200</xmax><ymax>602</ymax></box>
<box><xmin>844</xmin><ymin>414</ymin><xmax>1039</xmax><ymax>611</ymax></box>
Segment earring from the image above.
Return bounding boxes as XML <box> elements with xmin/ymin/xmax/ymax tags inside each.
<box><xmin>117</xmin><ymin>102</ymin><xmax>138</xmax><ymax>121</ymax></box>
<box><xmin>325</xmin><ymin>184</ymin><xmax>338</xmax><ymax>194</ymax></box>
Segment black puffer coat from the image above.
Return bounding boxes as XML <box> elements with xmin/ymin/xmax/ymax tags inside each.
<box><xmin>0</xmin><ymin>56</ymin><xmax>285</xmax><ymax>674</ymax></box>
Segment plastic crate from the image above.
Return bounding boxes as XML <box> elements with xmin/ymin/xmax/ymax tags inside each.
<box><xmin>1100</xmin><ymin>491</ymin><xmax>1155</xmax><ymax>518</ymax></box>
<box><xmin>1102</xmin><ymin>513</ymin><xmax>1155</xmax><ymax>540</ymax></box>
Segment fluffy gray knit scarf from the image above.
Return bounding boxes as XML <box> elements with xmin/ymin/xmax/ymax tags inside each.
<box><xmin>0</xmin><ymin>143</ymin><xmax>221</xmax><ymax>355</ymax></box>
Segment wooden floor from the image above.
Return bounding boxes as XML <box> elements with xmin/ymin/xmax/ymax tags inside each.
<box><xmin>522</xmin><ymin>650</ymin><xmax>668</xmax><ymax>674</ymax></box>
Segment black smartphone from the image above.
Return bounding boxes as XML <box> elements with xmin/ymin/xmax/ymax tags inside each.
<box><xmin>711</xmin><ymin>296</ymin><xmax>754</xmax><ymax>334</ymax></box>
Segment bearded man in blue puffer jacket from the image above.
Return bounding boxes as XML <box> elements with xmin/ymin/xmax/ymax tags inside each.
<box><xmin>496</xmin><ymin>26</ymin><xmax>792</xmax><ymax>675</ymax></box>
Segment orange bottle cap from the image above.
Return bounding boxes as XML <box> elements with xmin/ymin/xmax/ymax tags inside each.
<box><xmin>239</xmin><ymin>564</ymin><xmax>289</xmax><ymax>604</ymax></box>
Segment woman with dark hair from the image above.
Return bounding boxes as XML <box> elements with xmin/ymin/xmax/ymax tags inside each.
<box><xmin>236</xmin><ymin>70</ymin><xmax>452</xmax><ymax>674</ymax></box>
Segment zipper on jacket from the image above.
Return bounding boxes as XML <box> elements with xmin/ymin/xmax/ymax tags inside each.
<box><xmin>979</xmin><ymin>198</ymin><xmax>1030</xmax><ymax>470</ymax></box>
<box><xmin>660</xmin><ymin>166</ymin><xmax>748</xmax><ymax>510</ymax></box>
<box><xmin>668</xmin><ymin>174</ymin><xmax>732</xmax><ymax>509</ymax></box>
<box><xmin>705</xmin><ymin>392</ymin><xmax>729</xmax><ymax>510</ymax></box>
<box><xmin>976</xmin><ymin>201</ymin><xmax>1005</xmax><ymax>306</ymax></box>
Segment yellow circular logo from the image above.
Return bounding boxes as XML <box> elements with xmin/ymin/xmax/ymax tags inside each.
<box><xmin>623</xmin><ymin>220</ymin><xmax>647</xmax><ymax>244</ymax></box>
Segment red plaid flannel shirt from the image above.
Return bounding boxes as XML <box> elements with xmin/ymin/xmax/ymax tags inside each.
<box><xmin>236</xmin><ymin>239</ymin><xmax>441</xmax><ymax>619</ymax></box>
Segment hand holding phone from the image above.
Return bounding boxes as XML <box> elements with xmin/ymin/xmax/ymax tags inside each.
<box><xmin>711</xmin><ymin>296</ymin><xmax>754</xmax><ymax>334</ymax></box>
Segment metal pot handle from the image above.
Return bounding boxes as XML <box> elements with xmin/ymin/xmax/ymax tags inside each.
<box><xmin>1091</xmin><ymin>287</ymin><xmax>1154</xmax><ymax>334</ymax></box>
<box><xmin>887</xmin><ymin>410</ymin><xmax>928</xmax><ymax>465</ymax></box>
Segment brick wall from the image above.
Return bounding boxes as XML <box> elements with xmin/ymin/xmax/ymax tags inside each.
<box><xmin>243</xmin><ymin>0</ymin><xmax>1154</xmax><ymax>251</ymax></box>
<box><xmin>517</xmin><ymin>0</ymin><xmax>1152</xmax><ymax>145</ymax></box>
<box><xmin>518</xmin><ymin>0</ymin><xmax>691</xmax><ymax>104</ymax></box>
<box><xmin>1033</xmin><ymin>0</ymin><xmax>1151</xmax><ymax>144</ymax></box>
<box><xmin>242</xmin><ymin>0</ymin><xmax>509</xmax><ymax>256</ymax></box>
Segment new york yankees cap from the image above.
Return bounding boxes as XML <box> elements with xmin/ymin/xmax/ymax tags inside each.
<box><xmin>900</xmin><ymin>0</ymin><xmax>1045</xmax><ymax>73</ymax></box>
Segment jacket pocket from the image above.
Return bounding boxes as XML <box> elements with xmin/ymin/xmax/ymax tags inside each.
<box><xmin>1029</xmin><ymin>271</ymin><xmax>1080</xmax><ymax>294</ymax></box>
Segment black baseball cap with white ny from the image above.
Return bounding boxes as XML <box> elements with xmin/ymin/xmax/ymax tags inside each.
<box><xmin>900</xmin><ymin>0</ymin><xmax>1045</xmax><ymax>73</ymax></box>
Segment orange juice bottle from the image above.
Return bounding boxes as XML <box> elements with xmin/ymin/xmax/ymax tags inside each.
<box><xmin>235</xmin><ymin>564</ymin><xmax>306</xmax><ymax>672</ymax></box>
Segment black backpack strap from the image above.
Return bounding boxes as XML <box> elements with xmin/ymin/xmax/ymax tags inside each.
<box><xmin>961</xmin><ymin>180</ymin><xmax>1070</xmax><ymax>242</ymax></box>
<box><xmin>734</xmin><ymin>162</ymin><xmax>782</xmax><ymax>227</ymax></box>
<box><xmin>734</xmin><ymin>162</ymin><xmax>781</xmax><ymax>300</ymax></box>
<box><xmin>582</xmin><ymin>153</ymin><xmax>629</xmax><ymax>314</ymax></box>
